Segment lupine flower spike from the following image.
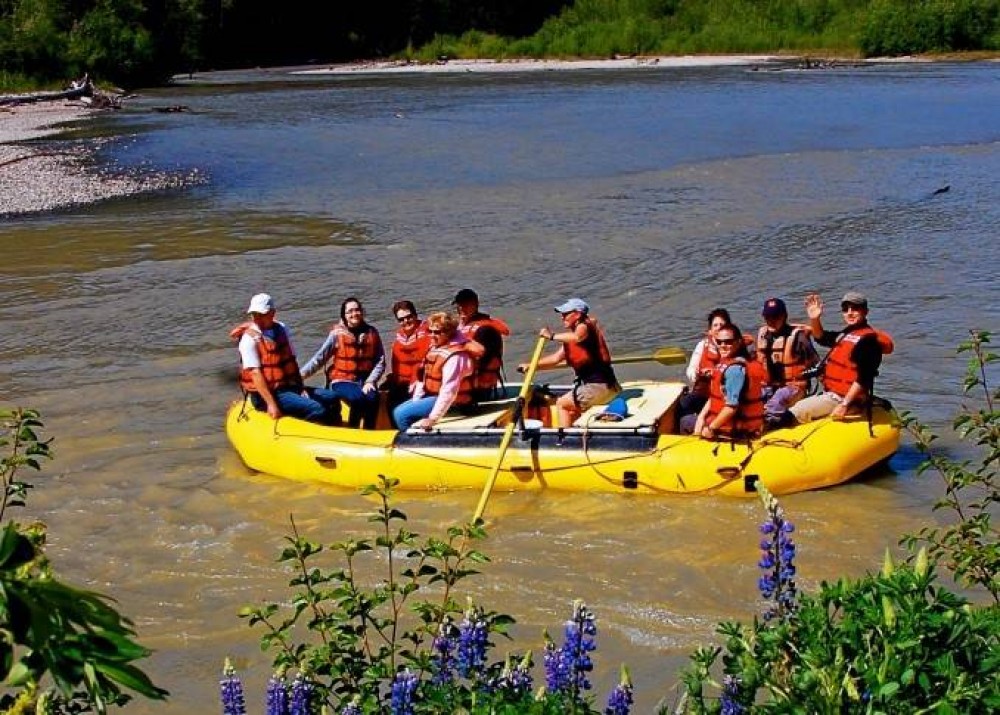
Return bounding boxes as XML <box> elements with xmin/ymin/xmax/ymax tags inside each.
<box><xmin>390</xmin><ymin>668</ymin><xmax>418</xmax><ymax>715</ymax></box>
<box><xmin>456</xmin><ymin>599</ymin><xmax>490</xmax><ymax>680</ymax></box>
<box><xmin>289</xmin><ymin>673</ymin><xmax>316</xmax><ymax>715</ymax></box>
<box><xmin>719</xmin><ymin>674</ymin><xmax>746</xmax><ymax>715</ymax></box>
<box><xmin>490</xmin><ymin>651</ymin><xmax>534</xmax><ymax>698</ymax></box>
<box><xmin>266</xmin><ymin>667</ymin><xmax>290</xmax><ymax>715</ymax></box>
<box><xmin>604</xmin><ymin>664</ymin><xmax>634</xmax><ymax>715</ymax></box>
<box><xmin>544</xmin><ymin>600</ymin><xmax>598</xmax><ymax>697</ymax></box>
<box><xmin>756</xmin><ymin>484</ymin><xmax>798</xmax><ymax>622</ymax></box>
<box><xmin>430</xmin><ymin>616</ymin><xmax>458</xmax><ymax>685</ymax></box>
<box><xmin>220</xmin><ymin>658</ymin><xmax>247</xmax><ymax>715</ymax></box>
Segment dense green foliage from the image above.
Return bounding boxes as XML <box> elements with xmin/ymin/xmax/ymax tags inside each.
<box><xmin>2</xmin><ymin>0</ymin><xmax>998</xmax><ymax>90</ymax></box>
<box><xmin>235</xmin><ymin>475</ymin><xmax>632</xmax><ymax>713</ymax></box>
<box><xmin>0</xmin><ymin>408</ymin><xmax>168</xmax><ymax>713</ymax></box>
<box><xmin>678</xmin><ymin>550</ymin><xmax>999</xmax><ymax>713</ymax></box>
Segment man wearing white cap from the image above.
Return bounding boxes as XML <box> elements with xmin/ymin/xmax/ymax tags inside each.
<box><xmin>788</xmin><ymin>291</ymin><xmax>887</xmax><ymax>423</ymax></box>
<box><xmin>517</xmin><ymin>298</ymin><xmax>620</xmax><ymax>428</ymax></box>
<box><xmin>233</xmin><ymin>293</ymin><xmax>333</xmax><ymax>423</ymax></box>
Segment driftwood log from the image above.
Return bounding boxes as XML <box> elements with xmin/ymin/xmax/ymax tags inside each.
<box><xmin>0</xmin><ymin>75</ymin><xmax>93</xmax><ymax>106</ymax></box>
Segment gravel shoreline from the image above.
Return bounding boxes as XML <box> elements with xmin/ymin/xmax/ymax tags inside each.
<box><xmin>0</xmin><ymin>100</ymin><xmax>194</xmax><ymax>218</ymax></box>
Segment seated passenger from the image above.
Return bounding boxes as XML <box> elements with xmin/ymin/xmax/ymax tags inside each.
<box><xmin>453</xmin><ymin>288</ymin><xmax>511</xmax><ymax>401</ymax></box>
<box><xmin>231</xmin><ymin>293</ymin><xmax>335</xmax><ymax>424</ymax></box>
<box><xmin>677</xmin><ymin>308</ymin><xmax>732</xmax><ymax>425</ymax></box>
<box><xmin>789</xmin><ymin>292</ymin><xmax>891</xmax><ymax>424</ymax></box>
<box><xmin>687</xmin><ymin>325</ymin><xmax>766</xmax><ymax>440</ymax></box>
<box><xmin>517</xmin><ymin>298</ymin><xmax>620</xmax><ymax>428</ymax></box>
<box><xmin>393</xmin><ymin>312</ymin><xmax>474</xmax><ymax>432</ymax></box>
<box><xmin>300</xmin><ymin>297</ymin><xmax>385</xmax><ymax>429</ymax></box>
<box><xmin>384</xmin><ymin>300</ymin><xmax>431</xmax><ymax>410</ymax></box>
<box><xmin>756</xmin><ymin>297</ymin><xmax>818</xmax><ymax>428</ymax></box>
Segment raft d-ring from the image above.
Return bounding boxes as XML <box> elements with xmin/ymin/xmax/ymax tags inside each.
<box><xmin>315</xmin><ymin>457</ymin><xmax>338</xmax><ymax>468</ymax></box>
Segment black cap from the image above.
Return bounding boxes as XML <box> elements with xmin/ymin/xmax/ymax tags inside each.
<box><xmin>452</xmin><ymin>288</ymin><xmax>479</xmax><ymax>305</ymax></box>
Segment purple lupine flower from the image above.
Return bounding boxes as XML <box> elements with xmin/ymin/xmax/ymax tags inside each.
<box><xmin>719</xmin><ymin>674</ymin><xmax>745</xmax><ymax>715</ymax></box>
<box><xmin>390</xmin><ymin>668</ymin><xmax>419</xmax><ymax>715</ymax></box>
<box><xmin>456</xmin><ymin>605</ymin><xmax>490</xmax><ymax>679</ymax></box>
<box><xmin>490</xmin><ymin>652</ymin><xmax>534</xmax><ymax>698</ymax></box>
<box><xmin>544</xmin><ymin>600</ymin><xmax>598</xmax><ymax>697</ymax></box>
<box><xmin>757</xmin><ymin>485</ymin><xmax>798</xmax><ymax>622</ymax></box>
<box><xmin>543</xmin><ymin>635</ymin><xmax>574</xmax><ymax>693</ymax></box>
<box><xmin>431</xmin><ymin>617</ymin><xmax>458</xmax><ymax>685</ymax></box>
<box><xmin>604</xmin><ymin>665</ymin><xmax>633</xmax><ymax>715</ymax></box>
<box><xmin>220</xmin><ymin>659</ymin><xmax>247</xmax><ymax>715</ymax></box>
<box><xmin>266</xmin><ymin>671</ymin><xmax>289</xmax><ymax>715</ymax></box>
<box><xmin>289</xmin><ymin>673</ymin><xmax>315</xmax><ymax>715</ymax></box>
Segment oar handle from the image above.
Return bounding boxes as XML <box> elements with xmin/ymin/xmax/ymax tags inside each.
<box><xmin>472</xmin><ymin>335</ymin><xmax>549</xmax><ymax>523</ymax></box>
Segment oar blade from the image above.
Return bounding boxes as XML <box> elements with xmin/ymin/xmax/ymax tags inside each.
<box><xmin>652</xmin><ymin>347</ymin><xmax>687</xmax><ymax>366</ymax></box>
<box><xmin>612</xmin><ymin>346</ymin><xmax>687</xmax><ymax>366</ymax></box>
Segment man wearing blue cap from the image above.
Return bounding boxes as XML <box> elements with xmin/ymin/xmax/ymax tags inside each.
<box><xmin>518</xmin><ymin>298</ymin><xmax>620</xmax><ymax>428</ymax></box>
<box><xmin>755</xmin><ymin>297</ymin><xmax>818</xmax><ymax>428</ymax></box>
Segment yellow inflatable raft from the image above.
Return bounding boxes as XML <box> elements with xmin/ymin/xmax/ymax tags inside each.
<box><xmin>225</xmin><ymin>380</ymin><xmax>900</xmax><ymax>497</ymax></box>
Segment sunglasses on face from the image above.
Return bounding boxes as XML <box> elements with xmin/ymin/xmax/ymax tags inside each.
<box><xmin>841</xmin><ymin>303</ymin><xmax>864</xmax><ymax>312</ymax></box>
<box><xmin>396</xmin><ymin>313</ymin><xmax>416</xmax><ymax>323</ymax></box>
<box><xmin>428</xmin><ymin>329</ymin><xmax>444</xmax><ymax>335</ymax></box>
<box><xmin>716</xmin><ymin>338</ymin><xmax>736</xmax><ymax>345</ymax></box>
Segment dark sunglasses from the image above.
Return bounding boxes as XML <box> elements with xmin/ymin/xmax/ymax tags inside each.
<box><xmin>396</xmin><ymin>313</ymin><xmax>416</xmax><ymax>322</ymax></box>
<box><xmin>716</xmin><ymin>338</ymin><xmax>736</xmax><ymax>345</ymax></box>
<box><xmin>841</xmin><ymin>303</ymin><xmax>864</xmax><ymax>312</ymax></box>
<box><xmin>428</xmin><ymin>328</ymin><xmax>443</xmax><ymax>335</ymax></box>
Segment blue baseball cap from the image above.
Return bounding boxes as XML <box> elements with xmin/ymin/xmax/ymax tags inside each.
<box><xmin>554</xmin><ymin>298</ymin><xmax>589</xmax><ymax>314</ymax></box>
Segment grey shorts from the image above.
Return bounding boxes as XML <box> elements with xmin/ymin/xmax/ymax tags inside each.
<box><xmin>571</xmin><ymin>382</ymin><xmax>620</xmax><ymax>412</ymax></box>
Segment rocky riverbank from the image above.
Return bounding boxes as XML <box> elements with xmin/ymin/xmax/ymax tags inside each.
<box><xmin>0</xmin><ymin>100</ymin><xmax>196</xmax><ymax>217</ymax></box>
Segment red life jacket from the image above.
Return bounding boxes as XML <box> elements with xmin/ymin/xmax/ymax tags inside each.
<box><xmin>564</xmin><ymin>315</ymin><xmax>617</xmax><ymax>386</ymax></box>
<box><xmin>421</xmin><ymin>344</ymin><xmax>473</xmax><ymax>405</ymax></box>
<box><xmin>457</xmin><ymin>313</ymin><xmax>510</xmax><ymax>393</ymax></box>
<box><xmin>822</xmin><ymin>325</ymin><xmax>886</xmax><ymax>398</ymax></box>
<box><xmin>705</xmin><ymin>357</ymin><xmax>766</xmax><ymax>438</ymax></box>
<box><xmin>233</xmin><ymin>321</ymin><xmax>303</xmax><ymax>393</ymax></box>
<box><xmin>756</xmin><ymin>324</ymin><xmax>817</xmax><ymax>390</ymax></box>
<box><xmin>326</xmin><ymin>323</ymin><xmax>383</xmax><ymax>383</ymax></box>
<box><xmin>389</xmin><ymin>323</ymin><xmax>431</xmax><ymax>387</ymax></box>
<box><xmin>692</xmin><ymin>338</ymin><xmax>722</xmax><ymax>397</ymax></box>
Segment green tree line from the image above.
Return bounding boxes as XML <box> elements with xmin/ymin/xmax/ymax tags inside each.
<box><xmin>2</xmin><ymin>0</ymin><xmax>999</xmax><ymax>90</ymax></box>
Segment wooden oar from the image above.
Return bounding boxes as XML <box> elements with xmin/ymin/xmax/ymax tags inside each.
<box><xmin>612</xmin><ymin>346</ymin><xmax>686</xmax><ymax>366</ymax></box>
<box><xmin>472</xmin><ymin>335</ymin><xmax>548</xmax><ymax>523</ymax></box>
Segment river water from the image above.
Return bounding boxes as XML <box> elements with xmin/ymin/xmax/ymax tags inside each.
<box><xmin>2</xmin><ymin>60</ymin><xmax>998</xmax><ymax>712</ymax></box>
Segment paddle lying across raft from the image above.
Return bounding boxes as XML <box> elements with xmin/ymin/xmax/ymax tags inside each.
<box><xmin>225</xmin><ymin>373</ymin><xmax>900</xmax><ymax>497</ymax></box>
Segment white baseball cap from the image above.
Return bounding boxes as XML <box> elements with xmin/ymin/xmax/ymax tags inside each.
<box><xmin>247</xmin><ymin>293</ymin><xmax>275</xmax><ymax>314</ymax></box>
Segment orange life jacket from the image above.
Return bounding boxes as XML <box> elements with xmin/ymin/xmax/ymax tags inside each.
<box><xmin>564</xmin><ymin>315</ymin><xmax>617</xmax><ymax>386</ymax></box>
<box><xmin>692</xmin><ymin>338</ymin><xmax>722</xmax><ymax>397</ymax></box>
<box><xmin>389</xmin><ymin>323</ymin><xmax>431</xmax><ymax>387</ymax></box>
<box><xmin>457</xmin><ymin>313</ymin><xmax>510</xmax><ymax>393</ymax></box>
<box><xmin>421</xmin><ymin>344</ymin><xmax>473</xmax><ymax>406</ymax></box>
<box><xmin>756</xmin><ymin>324</ymin><xmax>817</xmax><ymax>390</ymax></box>
<box><xmin>705</xmin><ymin>357</ymin><xmax>766</xmax><ymax>438</ymax></box>
<box><xmin>822</xmin><ymin>325</ymin><xmax>887</xmax><ymax>398</ymax></box>
<box><xmin>232</xmin><ymin>321</ymin><xmax>303</xmax><ymax>394</ymax></box>
<box><xmin>326</xmin><ymin>323</ymin><xmax>383</xmax><ymax>383</ymax></box>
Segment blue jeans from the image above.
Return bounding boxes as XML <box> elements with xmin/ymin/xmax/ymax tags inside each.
<box><xmin>314</xmin><ymin>380</ymin><xmax>379</xmax><ymax>428</ymax></box>
<box><xmin>250</xmin><ymin>388</ymin><xmax>332</xmax><ymax>424</ymax></box>
<box><xmin>393</xmin><ymin>396</ymin><xmax>438</xmax><ymax>431</ymax></box>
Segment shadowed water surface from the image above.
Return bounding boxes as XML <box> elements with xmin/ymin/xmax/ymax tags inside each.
<box><xmin>1</xmin><ymin>61</ymin><xmax>998</xmax><ymax>712</ymax></box>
